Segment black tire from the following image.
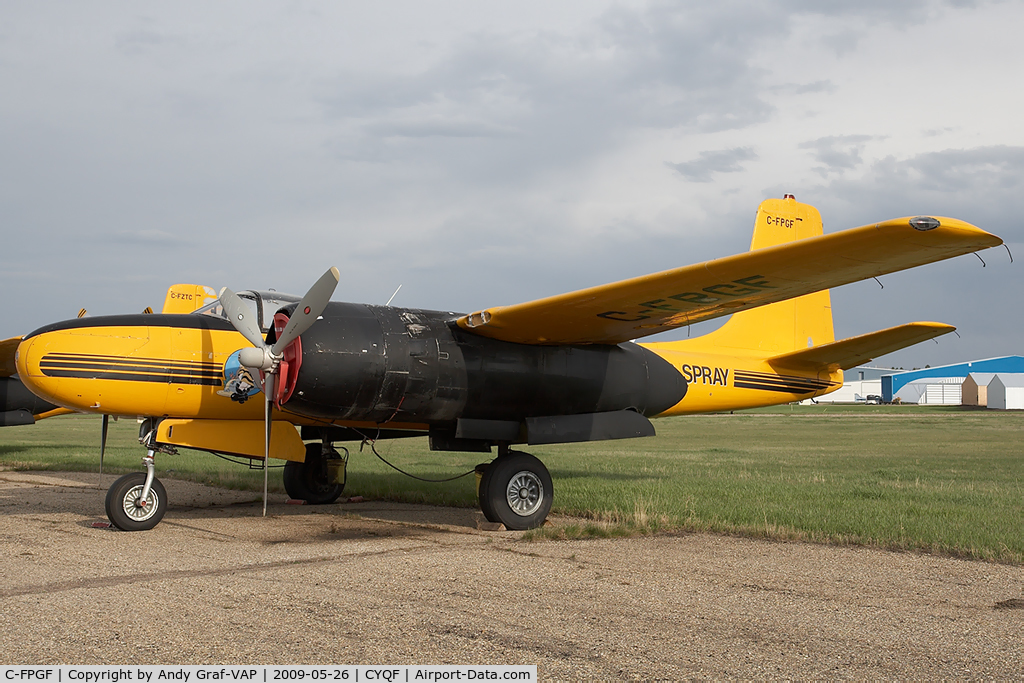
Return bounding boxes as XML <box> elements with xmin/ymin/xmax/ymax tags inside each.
<box><xmin>475</xmin><ymin>462</ymin><xmax>497</xmax><ymax>522</ymax></box>
<box><xmin>283</xmin><ymin>444</ymin><xmax>345</xmax><ymax>504</ymax></box>
<box><xmin>105</xmin><ymin>472</ymin><xmax>167</xmax><ymax>531</ymax></box>
<box><xmin>479</xmin><ymin>452</ymin><xmax>552</xmax><ymax>530</ymax></box>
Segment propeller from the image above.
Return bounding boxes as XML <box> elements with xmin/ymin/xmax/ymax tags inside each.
<box><xmin>219</xmin><ymin>267</ymin><xmax>340</xmax><ymax>515</ymax></box>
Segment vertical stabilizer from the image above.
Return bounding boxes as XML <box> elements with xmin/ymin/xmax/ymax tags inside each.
<box><xmin>688</xmin><ymin>196</ymin><xmax>835</xmax><ymax>355</ymax></box>
<box><xmin>161</xmin><ymin>284</ymin><xmax>218</xmax><ymax>314</ymax></box>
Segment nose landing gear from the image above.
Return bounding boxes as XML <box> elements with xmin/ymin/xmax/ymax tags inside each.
<box><xmin>104</xmin><ymin>421</ymin><xmax>172</xmax><ymax>531</ymax></box>
<box><xmin>105</xmin><ymin>454</ymin><xmax>168</xmax><ymax>531</ymax></box>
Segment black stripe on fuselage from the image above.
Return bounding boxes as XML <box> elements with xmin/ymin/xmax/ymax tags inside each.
<box><xmin>24</xmin><ymin>313</ymin><xmax>239</xmax><ymax>339</ymax></box>
<box><xmin>40</xmin><ymin>353</ymin><xmax>221</xmax><ymax>374</ymax></box>
<box><xmin>40</xmin><ymin>361</ymin><xmax>223</xmax><ymax>380</ymax></box>
<box><xmin>39</xmin><ymin>368</ymin><xmax>224</xmax><ymax>386</ymax></box>
<box><xmin>39</xmin><ymin>351</ymin><xmax>224</xmax><ymax>385</ymax></box>
<box><xmin>733</xmin><ymin>370</ymin><xmax>835</xmax><ymax>394</ymax></box>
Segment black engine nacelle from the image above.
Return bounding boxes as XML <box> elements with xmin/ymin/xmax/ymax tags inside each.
<box><xmin>282</xmin><ymin>303</ymin><xmax>687</xmax><ymax>429</ymax></box>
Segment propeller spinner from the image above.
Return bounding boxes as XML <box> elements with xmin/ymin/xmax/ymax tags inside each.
<box><xmin>219</xmin><ymin>267</ymin><xmax>340</xmax><ymax>515</ymax></box>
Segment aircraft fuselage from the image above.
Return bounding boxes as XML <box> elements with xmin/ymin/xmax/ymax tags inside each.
<box><xmin>16</xmin><ymin>305</ymin><xmax>689</xmax><ymax>447</ymax></box>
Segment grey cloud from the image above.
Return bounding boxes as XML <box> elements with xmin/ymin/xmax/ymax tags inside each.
<box><xmin>773</xmin><ymin>144</ymin><xmax>1024</xmax><ymax>368</ymax></box>
<box><xmin>320</xmin><ymin>3</ymin><xmax>790</xmax><ymax>183</ymax></box>
<box><xmin>896</xmin><ymin>145</ymin><xmax>1024</xmax><ymax>193</ymax></box>
<box><xmin>668</xmin><ymin>147</ymin><xmax>759</xmax><ymax>182</ymax></box>
<box><xmin>115</xmin><ymin>29</ymin><xmax>175</xmax><ymax>55</ymax></box>
<box><xmin>769</xmin><ymin>80</ymin><xmax>836</xmax><ymax>95</ymax></box>
<box><xmin>782</xmin><ymin>0</ymin><xmax>960</xmax><ymax>56</ymax></box>
<box><xmin>107</xmin><ymin>229</ymin><xmax>180</xmax><ymax>246</ymax></box>
<box><xmin>799</xmin><ymin>135</ymin><xmax>879</xmax><ymax>174</ymax></box>
<box><xmin>364</xmin><ymin>120</ymin><xmax>519</xmax><ymax>140</ymax></box>
<box><xmin>780</xmin><ymin>145</ymin><xmax>1024</xmax><ymax>232</ymax></box>
<box><xmin>783</xmin><ymin>0</ymin><xmax>937</xmax><ymax>25</ymax></box>
<box><xmin>0</xmin><ymin>1</ymin><xmax>1012</xmax><ymax>343</ymax></box>
<box><xmin>820</xmin><ymin>28</ymin><xmax>865</xmax><ymax>57</ymax></box>
<box><xmin>317</xmin><ymin>1</ymin><xmax>960</xmax><ymax>189</ymax></box>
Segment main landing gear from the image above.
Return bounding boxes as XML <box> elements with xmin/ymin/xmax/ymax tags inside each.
<box><xmin>476</xmin><ymin>447</ymin><xmax>553</xmax><ymax>530</ymax></box>
<box><xmin>283</xmin><ymin>443</ymin><xmax>347</xmax><ymax>504</ymax></box>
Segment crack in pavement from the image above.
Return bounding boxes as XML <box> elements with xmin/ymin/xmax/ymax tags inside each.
<box><xmin>0</xmin><ymin>542</ymin><xmax>438</xmax><ymax>599</ymax></box>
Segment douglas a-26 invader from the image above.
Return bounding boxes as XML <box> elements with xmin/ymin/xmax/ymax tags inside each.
<box><xmin>13</xmin><ymin>196</ymin><xmax>1003</xmax><ymax>530</ymax></box>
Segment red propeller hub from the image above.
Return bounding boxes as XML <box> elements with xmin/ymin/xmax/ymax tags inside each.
<box><xmin>271</xmin><ymin>311</ymin><xmax>303</xmax><ymax>407</ymax></box>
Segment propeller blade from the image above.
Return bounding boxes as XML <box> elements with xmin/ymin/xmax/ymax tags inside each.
<box><xmin>271</xmin><ymin>267</ymin><xmax>339</xmax><ymax>355</ymax></box>
<box><xmin>100</xmin><ymin>414</ymin><xmax>108</xmax><ymax>476</ymax></box>
<box><xmin>220</xmin><ymin>287</ymin><xmax>267</xmax><ymax>350</ymax></box>
<box><xmin>263</xmin><ymin>372</ymin><xmax>275</xmax><ymax>517</ymax></box>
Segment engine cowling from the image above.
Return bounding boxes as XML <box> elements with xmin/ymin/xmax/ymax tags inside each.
<box><xmin>281</xmin><ymin>303</ymin><xmax>687</xmax><ymax>426</ymax></box>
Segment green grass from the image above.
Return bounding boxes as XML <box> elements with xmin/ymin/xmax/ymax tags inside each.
<box><xmin>1</xmin><ymin>407</ymin><xmax>1021</xmax><ymax>563</ymax></box>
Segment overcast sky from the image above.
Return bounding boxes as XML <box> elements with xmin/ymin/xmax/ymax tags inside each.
<box><xmin>2</xmin><ymin>0</ymin><xmax>1020</xmax><ymax>369</ymax></box>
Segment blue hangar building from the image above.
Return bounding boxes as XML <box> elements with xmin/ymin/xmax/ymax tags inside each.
<box><xmin>882</xmin><ymin>356</ymin><xmax>1024</xmax><ymax>403</ymax></box>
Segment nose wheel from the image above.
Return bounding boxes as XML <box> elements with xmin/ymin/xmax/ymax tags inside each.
<box><xmin>478</xmin><ymin>451</ymin><xmax>552</xmax><ymax>530</ymax></box>
<box><xmin>105</xmin><ymin>472</ymin><xmax>168</xmax><ymax>531</ymax></box>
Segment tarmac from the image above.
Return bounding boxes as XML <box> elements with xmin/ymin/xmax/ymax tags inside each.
<box><xmin>0</xmin><ymin>471</ymin><xmax>1021</xmax><ymax>679</ymax></box>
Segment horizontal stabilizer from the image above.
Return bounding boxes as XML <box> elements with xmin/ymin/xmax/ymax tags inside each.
<box><xmin>768</xmin><ymin>322</ymin><xmax>955</xmax><ymax>371</ymax></box>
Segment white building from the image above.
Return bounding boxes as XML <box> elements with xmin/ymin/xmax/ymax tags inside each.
<box><xmin>988</xmin><ymin>374</ymin><xmax>1024</xmax><ymax>410</ymax></box>
<box><xmin>895</xmin><ymin>377</ymin><xmax>966</xmax><ymax>405</ymax></box>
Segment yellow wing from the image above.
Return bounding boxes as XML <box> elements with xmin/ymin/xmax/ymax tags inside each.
<box><xmin>767</xmin><ymin>322</ymin><xmax>955</xmax><ymax>372</ymax></box>
<box><xmin>457</xmin><ymin>199</ymin><xmax>1001</xmax><ymax>345</ymax></box>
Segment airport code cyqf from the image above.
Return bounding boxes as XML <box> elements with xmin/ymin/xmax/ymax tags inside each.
<box><xmin>1</xmin><ymin>668</ymin><xmax>536</xmax><ymax>683</ymax></box>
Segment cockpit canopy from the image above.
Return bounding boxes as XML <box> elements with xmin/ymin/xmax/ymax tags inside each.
<box><xmin>193</xmin><ymin>290</ymin><xmax>301</xmax><ymax>333</ymax></box>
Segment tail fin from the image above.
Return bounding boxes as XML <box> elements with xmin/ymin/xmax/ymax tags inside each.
<box><xmin>687</xmin><ymin>196</ymin><xmax>835</xmax><ymax>355</ymax></box>
<box><xmin>161</xmin><ymin>284</ymin><xmax>218</xmax><ymax>314</ymax></box>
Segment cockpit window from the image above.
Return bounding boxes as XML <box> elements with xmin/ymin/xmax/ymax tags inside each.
<box><xmin>194</xmin><ymin>293</ymin><xmax>260</xmax><ymax>330</ymax></box>
<box><xmin>259</xmin><ymin>294</ymin><xmax>301</xmax><ymax>330</ymax></box>
<box><xmin>193</xmin><ymin>291</ymin><xmax>300</xmax><ymax>333</ymax></box>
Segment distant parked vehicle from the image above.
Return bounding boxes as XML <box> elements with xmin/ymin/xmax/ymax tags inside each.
<box><xmin>865</xmin><ymin>395</ymin><xmax>883</xmax><ymax>405</ymax></box>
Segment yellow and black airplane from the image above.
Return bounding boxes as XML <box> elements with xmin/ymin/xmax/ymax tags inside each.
<box><xmin>12</xmin><ymin>196</ymin><xmax>1003</xmax><ymax>531</ymax></box>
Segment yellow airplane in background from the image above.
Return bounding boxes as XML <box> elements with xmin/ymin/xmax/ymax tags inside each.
<box><xmin>11</xmin><ymin>196</ymin><xmax>1003</xmax><ymax>531</ymax></box>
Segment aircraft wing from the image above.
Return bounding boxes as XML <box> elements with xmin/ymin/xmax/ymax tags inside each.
<box><xmin>456</xmin><ymin>216</ymin><xmax>1001</xmax><ymax>345</ymax></box>
<box><xmin>767</xmin><ymin>322</ymin><xmax>955</xmax><ymax>372</ymax></box>
<box><xmin>1</xmin><ymin>336</ymin><xmax>20</xmax><ymax>377</ymax></box>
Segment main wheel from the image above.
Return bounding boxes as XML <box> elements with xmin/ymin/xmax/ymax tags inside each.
<box><xmin>475</xmin><ymin>462</ymin><xmax>497</xmax><ymax>522</ymax></box>
<box><xmin>283</xmin><ymin>444</ymin><xmax>345</xmax><ymax>504</ymax></box>
<box><xmin>479</xmin><ymin>451</ymin><xmax>552</xmax><ymax>530</ymax></box>
<box><xmin>105</xmin><ymin>472</ymin><xmax>168</xmax><ymax>531</ymax></box>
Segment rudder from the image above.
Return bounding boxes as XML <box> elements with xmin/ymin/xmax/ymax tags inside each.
<box><xmin>671</xmin><ymin>196</ymin><xmax>835</xmax><ymax>355</ymax></box>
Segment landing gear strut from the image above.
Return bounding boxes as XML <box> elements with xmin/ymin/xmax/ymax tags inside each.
<box><xmin>105</xmin><ymin>449</ymin><xmax>167</xmax><ymax>531</ymax></box>
<box><xmin>477</xmin><ymin>447</ymin><xmax>552</xmax><ymax>530</ymax></box>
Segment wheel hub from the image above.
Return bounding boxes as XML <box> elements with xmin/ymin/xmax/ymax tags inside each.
<box><xmin>506</xmin><ymin>471</ymin><xmax>543</xmax><ymax>517</ymax></box>
<box><xmin>123</xmin><ymin>486</ymin><xmax>159</xmax><ymax>522</ymax></box>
